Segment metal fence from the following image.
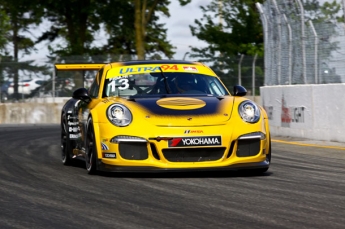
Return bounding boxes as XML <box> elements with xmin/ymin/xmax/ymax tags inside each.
<box><xmin>3</xmin><ymin>0</ymin><xmax>345</xmax><ymax>103</ymax></box>
<box><xmin>0</xmin><ymin>54</ymin><xmax>264</xmax><ymax>103</ymax></box>
<box><xmin>257</xmin><ymin>0</ymin><xmax>345</xmax><ymax>85</ymax></box>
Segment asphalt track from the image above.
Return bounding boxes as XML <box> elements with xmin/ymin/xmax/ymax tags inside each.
<box><xmin>0</xmin><ymin>124</ymin><xmax>344</xmax><ymax>229</ymax></box>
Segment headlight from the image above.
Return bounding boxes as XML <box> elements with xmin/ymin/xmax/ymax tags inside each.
<box><xmin>238</xmin><ymin>101</ymin><xmax>260</xmax><ymax>123</ymax></box>
<box><xmin>107</xmin><ymin>104</ymin><xmax>132</xmax><ymax>127</ymax></box>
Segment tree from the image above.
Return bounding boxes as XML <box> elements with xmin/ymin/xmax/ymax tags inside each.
<box><xmin>0</xmin><ymin>10</ymin><xmax>10</xmax><ymax>52</ymax></box>
<box><xmin>131</xmin><ymin>0</ymin><xmax>192</xmax><ymax>59</ymax></box>
<box><xmin>37</xmin><ymin>0</ymin><xmax>192</xmax><ymax>61</ymax></box>
<box><xmin>188</xmin><ymin>0</ymin><xmax>264</xmax><ymax>89</ymax></box>
<box><xmin>0</xmin><ymin>9</ymin><xmax>10</xmax><ymax>88</ymax></box>
<box><xmin>0</xmin><ymin>0</ymin><xmax>47</xmax><ymax>100</ymax></box>
<box><xmin>102</xmin><ymin>0</ymin><xmax>190</xmax><ymax>60</ymax></box>
<box><xmin>36</xmin><ymin>0</ymin><xmax>105</xmax><ymax>58</ymax></box>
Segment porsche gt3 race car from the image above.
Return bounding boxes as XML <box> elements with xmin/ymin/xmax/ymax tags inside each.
<box><xmin>57</xmin><ymin>60</ymin><xmax>271</xmax><ymax>175</ymax></box>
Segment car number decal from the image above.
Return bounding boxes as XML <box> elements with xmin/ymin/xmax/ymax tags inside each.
<box><xmin>109</xmin><ymin>78</ymin><xmax>130</xmax><ymax>92</ymax></box>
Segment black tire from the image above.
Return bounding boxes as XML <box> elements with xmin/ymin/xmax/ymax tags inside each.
<box><xmin>241</xmin><ymin>137</ymin><xmax>271</xmax><ymax>175</ymax></box>
<box><xmin>252</xmin><ymin>137</ymin><xmax>271</xmax><ymax>174</ymax></box>
<box><xmin>85</xmin><ymin>118</ymin><xmax>98</xmax><ymax>175</ymax></box>
<box><xmin>61</xmin><ymin>115</ymin><xmax>74</xmax><ymax>165</ymax></box>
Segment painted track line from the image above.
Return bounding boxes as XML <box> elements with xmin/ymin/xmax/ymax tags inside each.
<box><xmin>272</xmin><ymin>139</ymin><xmax>345</xmax><ymax>151</ymax></box>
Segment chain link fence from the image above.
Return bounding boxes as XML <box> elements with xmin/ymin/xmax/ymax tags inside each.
<box><xmin>0</xmin><ymin>54</ymin><xmax>264</xmax><ymax>103</ymax></box>
<box><xmin>2</xmin><ymin>0</ymin><xmax>345</xmax><ymax>103</ymax></box>
<box><xmin>257</xmin><ymin>0</ymin><xmax>345</xmax><ymax>85</ymax></box>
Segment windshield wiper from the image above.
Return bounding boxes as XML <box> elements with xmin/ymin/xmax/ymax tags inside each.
<box><xmin>158</xmin><ymin>67</ymin><xmax>172</xmax><ymax>94</ymax></box>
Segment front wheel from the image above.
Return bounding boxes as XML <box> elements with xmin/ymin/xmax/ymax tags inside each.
<box><xmin>85</xmin><ymin>118</ymin><xmax>98</xmax><ymax>174</ymax></box>
<box><xmin>241</xmin><ymin>138</ymin><xmax>271</xmax><ymax>175</ymax></box>
<box><xmin>252</xmin><ymin>138</ymin><xmax>271</xmax><ymax>174</ymax></box>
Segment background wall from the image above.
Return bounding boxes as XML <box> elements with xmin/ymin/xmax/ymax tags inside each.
<box><xmin>2</xmin><ymin>86</ymin><xmax>344</xmax><ymax>145</ymax></box>
<box><xmin>261</xmin><ymin>84</ymin><xmax>345</xmax><ymax>143</ymax></box>
<box><xmin>0</xmin><ymin>98</ymin><xmax>69</xmax><ymax>124</ymax></box>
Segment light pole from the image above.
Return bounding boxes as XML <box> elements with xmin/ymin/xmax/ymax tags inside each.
<box><xmin>183</xmin><ymin>52</ymin><xmax>190</xmax><ymax>60</ymax></box>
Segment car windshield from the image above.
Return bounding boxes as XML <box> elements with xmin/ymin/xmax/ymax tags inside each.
<box><xmin>103</xmin><ymin>72</ymin><xmax>229</xmax><ymax>98</ymax></box>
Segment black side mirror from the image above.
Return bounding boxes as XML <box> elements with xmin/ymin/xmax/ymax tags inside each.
<box><xmin>72</xmin><ymin>88</ymin><xmax>91</xmax><ymax>103</ymax></box>
<box><xmin>233</xmin><ymin>85</ymin><xmax>247</xmax><ymax>97</ymax></box>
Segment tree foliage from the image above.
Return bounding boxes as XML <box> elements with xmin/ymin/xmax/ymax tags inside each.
<box><xmin>190</xmin><ymin>0</ymin><xmax>264</xmax><ymax>58</ymax></box>
<box><xmin>189</xmin><ymin>0</ymin><xmax>264</xmax><ymax>89</ymax></box>
<box><xmin>36</xmin><ymin>0</ymin><xmax>105</xmax><ymax>58</ymax></box>
<box><xmin>99</xmin><ymin>0</ymin><xmax>175</xmax><ymax>60</ymax></box>
<box><xmin>0</xmin><ymin>0</ymin><xmax>48</xmax><ymax>99</ymax></box>
<box><xmin>0</xmin><ymin>10</ymin><xmax>10</xmax><ymax>53</ymax></box>
<box><xmin>35</xmin><ymin>0</ymin><xmax>191</xmax><ymax>60</ymax></box>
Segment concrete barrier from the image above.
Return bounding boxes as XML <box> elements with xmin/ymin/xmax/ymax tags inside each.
<box><xmin>0</xmin><ymin>97</ymin><xmax>70</xmax><ymax>124</ymax></box>
<box><xmin>261</xmin><ymin>84</ymin><xmax>345</xmax><ymax>143</ymax></box>
<box><xmin>0</xmin><ymin>96</ymin><xmax>262</xmax><ymax>125</ymax></box>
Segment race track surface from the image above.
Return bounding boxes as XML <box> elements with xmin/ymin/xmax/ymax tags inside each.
<box><xmin>0</xmin><ymin>124</ymin><xmax>344</xmax><ymax>229</ymax></box>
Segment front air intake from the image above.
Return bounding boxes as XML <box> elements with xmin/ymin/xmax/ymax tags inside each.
<box><xmin>236</xmin><ymin>139</ymin><xmax>261</xmax><ymax>157</ymax></box>
<box><xmin>162</xmin><ymin>147</ymin><xmax>225</xmax><ymax>162</ymax></box>
<box><xmin>118</xmin><ymin>142</ymin><xmax>148</xmax><ymax>160</ymax></box>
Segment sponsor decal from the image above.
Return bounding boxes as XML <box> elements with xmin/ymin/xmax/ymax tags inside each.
<box><xmin>281</xmin><ymin>95</ymin><xmax>305</xmax><ymax>127</ymax></box>
<box><xmin>69</xmin><ymin>126</ymin><xmax>80</xmax><ymax>133</ymax></box>
<box><xmin>69</xmin><ymin>133</ymin><xmax>81</xmax><ymax>139</ymax></box>
<box><xmin>169</xmin><ymin>136</ymin><xmax>221</xmax><ymax>147</ymax></box>
<box><xmin>67</xmin><ymin>114</ymin><xmax>77</xmax><ymax>122</ymax></box>
<box><xmin>184</xmin><ymin>130</ymin><xmax>204</xmax><ymax>134</ymax></box>
<box><xmin>101</xmin><ymin>142</ymin><xmax>109</xmax><ymax>150</ymax></box>
<box><xmin>103</xmin><ymin>153</ymin><xmax>116</xmax><ymax>158</ymax></box>
<box><xmin>135</xmin><ymin>96</ymin><xmax>220</xmax><ymax>116</ymax></box>
<box><xmin>160</xmin><ymin>64</ymin><xmax>178</xmax><ymax>71</ymax></box>
<box><xmin>119</xmin><ymin>65</ymin><xmax>179</xmax><ymax>74</ymax></box>
<box><xmin>183</xmin><ymin>66</ymin><xmax>198</xmax><ymax>72</ymax></box>
<box><xmin>68</xmin><ymin>121</ymin><xmax>78</xmax><ymax>126</ymax></box>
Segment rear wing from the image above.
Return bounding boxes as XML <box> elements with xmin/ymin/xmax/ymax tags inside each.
<box><xmin>54</xmin><ymin>63</ymin><xmax>105</xmax><ymax>71</ymax></box>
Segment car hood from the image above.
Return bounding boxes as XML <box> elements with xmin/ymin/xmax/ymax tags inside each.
<box><xmin>122</xmin><ymin>96</ymin><xmax>235</xmax><ymax>126</ymax></box>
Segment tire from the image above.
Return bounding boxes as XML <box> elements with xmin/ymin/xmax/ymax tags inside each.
<box><xmin>253</xmin><ymin>137</ymin><xmax>271</xmax><ymax>174</ymax></box>
<box><xmin>241</xmin><ymin>137</ymin><xmax>271</xmax><ymax>175</ymax></box>
<box><xmin>85</xmin><ymin>118</ymin><xmax>98</xmax><ymax>175</ymax></box>
<box><xmin>61</xmin><ymin>115</ymin><xmax>74</xmax><ymax>165</ymax></box>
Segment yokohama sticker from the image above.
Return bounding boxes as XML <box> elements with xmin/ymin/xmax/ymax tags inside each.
<box><xmin>168</xmin><ymin>136</ymin><xmax>221</xmax><ymax>147</ymax></box>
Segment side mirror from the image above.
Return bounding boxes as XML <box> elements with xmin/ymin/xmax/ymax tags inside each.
<box><xmin>72</xmin><ymin>88</ymin><xmax>91</xmax><ymax>103</ymax></box>
<box><xmin>233</xmin><ymin>85</ymin><xmax>247</xmax><ymax>97</ymax></box>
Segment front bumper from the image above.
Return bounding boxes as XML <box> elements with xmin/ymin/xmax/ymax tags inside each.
<box><xmin>95</xmin><ymin>118</ymin><xmax>271</xmax><ymax>172</ymax></box>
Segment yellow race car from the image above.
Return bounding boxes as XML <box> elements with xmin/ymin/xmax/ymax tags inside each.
<box><xmin>57</xmin><ymin>60</ymin><xmax>271</xmax><ymax>175</ymax></box>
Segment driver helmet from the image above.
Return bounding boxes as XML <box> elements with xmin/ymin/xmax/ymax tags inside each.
<box><xmin>174</xmin><ymin>75</ymin><xmax>196</xmax><ymax>93</ymax></box>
